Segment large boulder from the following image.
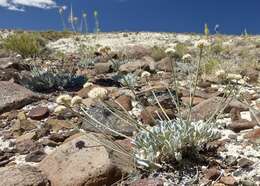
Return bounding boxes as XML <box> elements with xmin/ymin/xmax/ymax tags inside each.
<box><xmin>0</xmin><ymin>81</ymin><xmax>39</xmax><ymax>114</ymax></box>
<box><xmin>39</xmin><ymin>133</ymin><xmax>123</xmax><ymax>186</ymax></box>
<box><xmin>0</xmin><ymin>165</ymin><xmax>49</xmax><ymax>186</ymax></box>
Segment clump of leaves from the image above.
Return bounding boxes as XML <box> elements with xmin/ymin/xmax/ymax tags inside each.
<box><xmin>110</xmin><ymin>56</ymin><xmax>131</xmax><ymax>71</ymax></box>
<box><xmin>211</xmin><ymin>41</ymin><xmax>224</xmax><ymax>55</ymax></box>
<box><xmin>20</xmin><ymin>67</ymin><xmax>87</xmax><ymax>92</ymax></box>
<box><xmin>134</xmin><ymin>119</ymin><xmax>220</xmax><ymax>169</ymax></box>
<box><xmin>3</xmin><ymin>32</ymin><xmax>44</xmax><ymax>58</ymax></box>
<box><xmin>118</xmin><ymin>73</ymin><xmax>138</xmax><ymax>87</ymax></box>
<box><xmin>150</xmin><ymin>46</ymin><xmax>167</xmax><ymax>61</ymax></box>
<box><xmin>174</xmin><ymin>43</ymin><xmax>188</xmax><ymax>60</ymax></box>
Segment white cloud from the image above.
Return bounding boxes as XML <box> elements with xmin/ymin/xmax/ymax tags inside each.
<box><xmin>0</xmin><ymin>0</ymin><xmax>57</xmax><ymax>11</ymax></box>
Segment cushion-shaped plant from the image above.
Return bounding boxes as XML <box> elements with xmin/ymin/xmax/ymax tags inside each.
<box><xmin>133</xmin><ymin>119</ymin><xmax>220</xmax><ymax>169</ymax></box>
<box><xmin>20</xmin><ymin>67</ymin><xmax>87</xmax><ymax>92</ymax></box>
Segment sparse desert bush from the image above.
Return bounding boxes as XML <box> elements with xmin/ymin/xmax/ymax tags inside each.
<box><xmin>174</xmin><ymin>43</ymin><xmax>188</xmax><ymax>60</ymax></box>
<box><xmin>204</xmin><ymin>58</ymin><xmax>221</xmax><ymax>74</ymax></box>
<box><xmin>20</xmin><ymin>67</ymin><xmax>87</xmax><ymax>92</ymax></box>
<box><xmin>150</xmin><ymin>46</ymin><xmax>167</xmax><ymax>61</ymax></box>
<box><xmin>3</xmin><ymin>32</ymin><xmax>43</xmax><ymax>58</ymax></box>
<box><xmin>211</xmin><ymin>41</ymin><xmax>224</xmax><ymax>55</ymax></box>
<box><xmin>39</xmin><ymin>30</ymin><xmax>74</xmax><ymax>41</ymax></box>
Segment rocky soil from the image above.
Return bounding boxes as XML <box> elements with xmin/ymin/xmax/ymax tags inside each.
<box><xmin>0</xmin><ymin>31</ymin><xmax>259</xmax><ymax>186</ymax></box>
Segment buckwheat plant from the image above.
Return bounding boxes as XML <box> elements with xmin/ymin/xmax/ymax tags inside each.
<box><xmin>134</xmin><ymin>119</ymin><xmax>220</xmax><ymax>168</ymax></box>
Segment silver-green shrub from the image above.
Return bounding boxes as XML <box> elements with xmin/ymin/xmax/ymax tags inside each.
<box><xmin>133</xmin><ymin>119</ymin><xmax>220</xmax><ymax>169</ymax></box>
<box><xmin>118</xmin><ymin>73</ymin><xmax>138</xmax><ymax>87</ymax></box>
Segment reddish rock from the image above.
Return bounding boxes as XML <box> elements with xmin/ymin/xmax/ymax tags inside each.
<box><xmin>124</xmin><ymin>45</ymin><xmax>151</xmax><ymax>59</ymax></box>
<box><xmin>180</xmin><ymin>88</ymin><xmax>220</xmax><ymax>99</ymax></box>
<box><xmin>181</xmin><ymin>96</ymin><xmax>205</xmax><ymax>106</ymax></box>
<box><xmin>155</xmin><ymin>57</ymin><xmax>173</xmax><ymax>72</ymax></box>
<box><xmin>119</xmin><ymin>56</ymin><xmax>155</xmax><ymax>73</ymax></box>
<box><xmin>116</xmin><ymin>139</ymin><xmax>133</xmax><ymax>152</ymax></box>
<box><xmin>228</xmin><ymin>119</ymin><xmax>256</xmax><ymax>133</ymax></box>
<box><xmin>220</xmin><ymin>176</ymin><xmax>237</xmax><ymax>186</ymax></box>
<box><xmin>198</xmin><ymin>81</ymin><xmax>212</xmax><ymax>88</ymax></box>
<box><xmin>205</xmin><ymin>167</ymin><xmax>221</xmax><ymax>180</ymax></box>
<box><xmin>241</xmin><ymin>68</ymin><xmax>259</xmax><ymax>83</ymax></box>
<box><xmin>16</xmin><ymin>139</ymin><xmax>42</xmax><ymax>155</ymax></box>
<box><xmin>244</xmin><ymin>128</ymin><xmax>260</xmax><ymax>143</ymax></box>
<box><xmin>0</xmin><ymin>81</ymin><xmax>39</xmax><ymax>114</ymax></box>
<box><xmin>230</xmin><ymin>108</ymin><xmax>241</xmax><ymax>121</ymax></box>
<box><xmin>39</xmin><ymin>134</ymin><xmax>122</xmax><ymax>186</ymax></box>
<box><xmin>25</xmin><ymin>150</ymin><xmax>47</xmax><ymax>163</ymax></box>
<box><xmin>0</xmin><ymin>165</ymin><xmax>49</xmax><ymax>186</ymax></box>
<box><xmin>140</xmin><ymin>106</ymin><xmax>175</xmax><ymax>125</ymax></box>
<box><xmin>205</xmin><ymin>87</ymin><xmax>219</xmax><ymax>94</ymax></box>
<box><xmin>238</xmin><ymin>158</ymin><xmax>254</xmax><ymax>168</ymax></box>
<box><xmin>28</xmin><ymin>107</ymin><xmax>49</xmax><ymax>120</ymax></box>
<box><xmin>183</xmin><ymin>97</ymin><xmax>248</xmax><ymax>121</ymax></box>
<box><xmin>130</xmin><ymin>178</ymin><xmax>163</xmax><ymax>186</ymax></box>
<box><xmin>115</xmin><ymin>95</ymin><xmax>133</xmax><ymax>111</ymax></box>
<box><xmin>182</xmin><ymin>97</ymin><xmax>222</xmax><ymax>121</ymax></box>
<box><xmin>77</xmin><ymin>85</ymin><xmax>95</xmax><ymax>98</ymax></box>
<box><xmin>95</xmin><ymin>62</ymin><xmax>112</xmax><ymax>74</ymax></box>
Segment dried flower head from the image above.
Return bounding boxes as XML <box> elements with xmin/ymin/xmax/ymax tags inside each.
<box><xmin>71</xmin><ymin>96</ymin><xmax>83</xmax><ymax>106</ymax></box>
<box><xmin>227</xmin><ymin>73</ymin><xmax>242</xmax><ymax>81</ymax></box>
<box><xmin>82</xmin><ymin>12</ymin><xmax>87</xmax><ymax>18</ymax></box>
<box><xmin>58</xmin><ymin>6</ymin><xmax>66</xmax><ymax>14</ymax></box>
<box><xmin>54</xmin><ymin>105</ymin><xmax>67</xmax><ymax>114</ymax></box>
<box><xmin>157</xmin><ymin>71</ymin><xmax>166</xmax><ymax>76</ymax></box>
<box><xmin>83</xmin><ymin>82</ymin><xmax>93</xmax><ymax>88</ymax></box>
<box><xmin>194</xmin><ymin>39</ymin><xmax>210</xmax><ymax>48</ymax></box>
<box><xmin>165</xmin><ymin>47</ymin><xmax>176</xmax><ymax>54</ymax></box>
<box><xmin>182</xmin><ymin>54</ymin><xmax>192</xmax><ymax>61</ymax></box>
<box><xmin>141</xmin><ymin>71</ymin><xmax>151</xmax><ymax>78</ymax></box>
<box><xmin>97</xmin><ymin>46</ymin><xmax>111</xmax><ymax>54</ymax></box>
<box><xmin>88</xmin><ymin>87</ymin><xmax>108</xmax><ymax>99</ymax></box>
<box><xmin>73</xmin><ymin>17</ymin><xmax>78</xmax><ymax>22</ymax></box>
<box><xmin>215</xmin><ymin>69</ymin><xmax>226</xmax><ymax>79</ymax></box>
<box><xmin>94</xmin><ymin>10</ymin><xmax>98</xmax><ymax>17</ymax></box>
<box><xmin>56</xmin><ymin>94</ymin><xmax>72</xmax><ymax>105</ymax></box>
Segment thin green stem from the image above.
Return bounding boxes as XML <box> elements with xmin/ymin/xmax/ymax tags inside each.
<box><xmin>188</xmin><ymin>48</ymin><xmax>203</xmax><ymax>122</ymax></box>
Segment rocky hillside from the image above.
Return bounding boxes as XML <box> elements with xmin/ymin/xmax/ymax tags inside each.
<box><xmin>0</xmin><ymin>31</ymin><xmax>259</xmax><ymax>186</ymax></box>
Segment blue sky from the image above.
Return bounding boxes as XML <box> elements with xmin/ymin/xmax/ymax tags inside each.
<box><xmin>0</xmin><ymin>0</ymin><xmax>260</xmax><ymax>34</ymax></box>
